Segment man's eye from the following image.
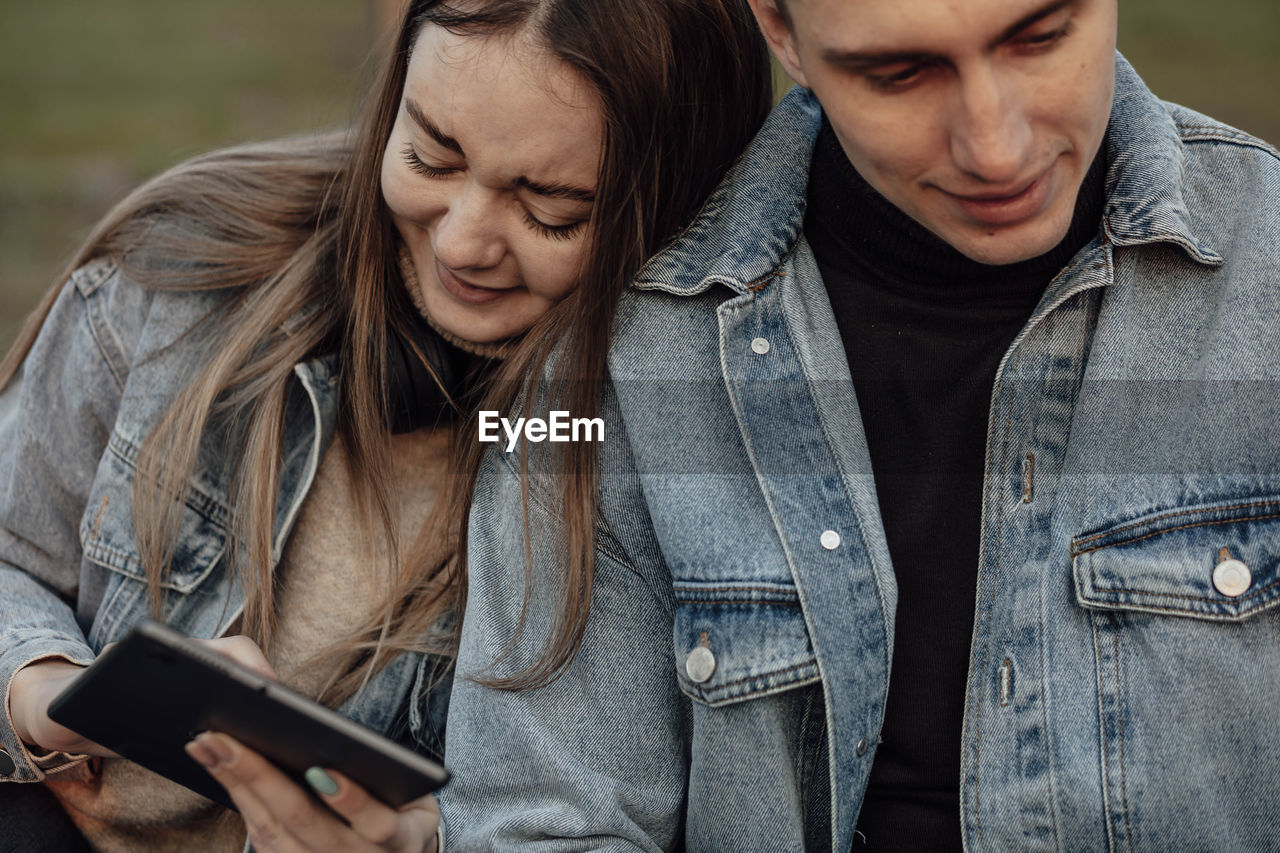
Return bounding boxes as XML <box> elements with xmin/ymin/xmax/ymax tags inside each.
<box><xmin>865</xmin><ymin>63</ymin><xmax>929</xmax><ymax>92</ymax></box>
<box><xmin>401</xmin><ymin>143</ymin><xmax>457</xmax><ymax>178</ymax></box>
<box><xmin>1018</xmin><ymin>23</ymin><xmax>1071</xmax><ymax>51</ymax></box>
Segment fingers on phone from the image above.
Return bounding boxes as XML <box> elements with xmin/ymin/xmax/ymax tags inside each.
<box><xmin>312</xmin><ymin>769</ymin><xmax>408</xmax><ymax>846</ymax></box>
<box><xmin>186</xmin><ymin>733</ymin><xmax>365</xmax><ymax>851</ymax></box>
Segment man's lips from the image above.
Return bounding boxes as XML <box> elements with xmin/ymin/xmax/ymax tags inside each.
<box><xmin>940</xmin><ymin>165</ymin><xmax>1055</xmax><ymax>227</ymax></box>
<box><xmin>434</xmin><ymin>258</ymin><xmax>513</xmax><ymax>305</ymax></box>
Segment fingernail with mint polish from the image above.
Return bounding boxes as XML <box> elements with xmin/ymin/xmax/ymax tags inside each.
<box><xmin>306</xmin><ymin>766</ymin><xmax>339</xmax><ymax>796</ymax></box>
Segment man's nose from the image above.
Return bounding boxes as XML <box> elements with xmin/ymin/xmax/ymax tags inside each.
<box><xmin>432</xmin><ymin>184</ymin><xmax>504</xmax><ymax>271</ymax></box>
<box><xmin>948</xmin><ymin>65</ymin><xmax>1034</xmax><ymax>185</ymax></box>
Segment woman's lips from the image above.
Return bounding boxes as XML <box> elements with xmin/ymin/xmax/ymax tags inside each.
<box><xmin>434</xmin><ymin>258</ymin><xmax>512</xmax><ymax>305</ymax></box>
<box><xmin>943</xmin><ymin>165</ymin><xmax>1055</xmax><ymax>227</ymax></box>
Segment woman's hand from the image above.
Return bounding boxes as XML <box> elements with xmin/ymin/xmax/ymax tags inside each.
<box><xmin>9</xmin><ymin>659</ymin><xmax>112</xmax><ymax>756</ymax></box>
<box><xmin>186</xmin><ymin>732</ymin><xmax>440</xmax><ymax>852</ymax></box>
<box><xmin>8</xmin><ymin>634</ymin><xmax>276</xmax><ymax>757</ymax></box>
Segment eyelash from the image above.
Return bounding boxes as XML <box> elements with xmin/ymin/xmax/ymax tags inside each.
<box><xmin>401</xmin><ymin>143</ymin><xmax>586</xmax><ymax>241</ymax></box>
<box><xmin>522</xmin><ymin>211</ymin><xmax>585</xmax><ymax>241</ymax></box>
<box><xmin>400</xmin><ymin>143</ymin><xmax>455</xmax><ymax>178</ymax></box>
<box><xmin>1018</xmin><ymin>23</ymin><xmax>1071</xmax><ymax>51</ymax></box>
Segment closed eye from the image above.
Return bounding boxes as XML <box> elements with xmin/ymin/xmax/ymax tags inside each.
<box><xmin>865</xmin><ymin>61</ymin><xmax>936</xmax><ymax>92</ymax></box>
<box><xmin>401</xmin><ymin>143</ymin><xmax>457</xmax><ymax>179</ymax></box>
<box><xmin>522</xmin><ymin>210</ymin><xmax>585</xmax><ymax>241</ymax></box>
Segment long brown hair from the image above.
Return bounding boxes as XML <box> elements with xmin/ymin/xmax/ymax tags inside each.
<box><xmin>440</xmin><ymin>0</ymin><xmax>774</xmax><ymax>689</ymax></box>
<box><xmin>0</xmin><ymin>0</ymin><xmax>771</xmax><ymax>701</ymax></box>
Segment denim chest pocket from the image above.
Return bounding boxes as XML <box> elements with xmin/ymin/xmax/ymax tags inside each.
<box><xmin>1068</xmin><ymin>497</ymin><xmax>1280</xmax><ymax>849</ymax></box>
<box><xmin>1071</xmin><ymin>496</ymin><xmax>1280</xmax><ymax>620</ymax></box>
<box><xmin>79</xmin><ymin>431</ymin><xmax>229</xmax><ymax>594</ymax></box>
<box><xmin>672</xmin><ymin>581</ymin><xmax>820</xmax><ymax>706</ymax></box>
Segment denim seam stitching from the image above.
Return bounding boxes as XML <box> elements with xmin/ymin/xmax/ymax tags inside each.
<box><xmin>1092</xmin><ymin>618</ymin><xmax>1118</xmax><ymax>853</ymax></box>
<box><xmin>1071</xmin><ymin>500</ymin><xmax>1280</xmax><ymax>552</ymax></box>
<box><xmin>775</xmin><ymin>284</ymin><xmax>892</xmax><ymax>853</ymax></box>
<box><xmin>78</xmin><ymin>277</ymin><xmax>129</xmax><ymax>392</ymax></box>
<box><xmin>1177</xmin><ymin>129</ymin><xmax>1280</xmax><ymax>161</ymax></box>
<box><xmin>672</xmin><ymin>583</ymin><xmax>800</xmax><ymax>596</ymax></box>
<box><xmin>673</xmin><ymin>598</ymin><xmax>800</xmax><ymax>608</ymax></box>
<box><xmin>680</xmin><ymin>663</ymin><xmax>821</xmax><ymax>704</ymax></box>
<box><xmin>1080</xmin><ymin>571</ymin><xmax>1280</xmax><ymax>609</ymax></box>
<box><xmin>716</xmin><ymin>288</ymin><xmax>851</xmax><ymax>850</ymax></box>
<box><xmin>1112</xmin><ymin>623</ymin><xmax>1134</xmax><ymax>852</ymax></box>
<box><xmin>104</xmin><ymin>432</ymin><xmax>231</xmax><ymax>527</ymax></box>
<box><xmin>969</xmin><ymin>349</ymin><xmax>1019</xmax><ymax>853</ymax></box>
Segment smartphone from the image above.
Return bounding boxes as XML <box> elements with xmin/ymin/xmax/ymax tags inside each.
<box><xmin>47</xmin><ymin>621</ymin><xmax>449</xmax><ymax>811</ymax></box>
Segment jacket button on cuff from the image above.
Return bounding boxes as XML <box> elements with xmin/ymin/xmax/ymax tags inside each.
<box><xmin>856</xmin><ymin>739</ymin><xmax>869</xmax><ymax>757</ymax></box>
<box><xmin>820</xmin><ymin>530</ymin><xmax>841</xmax><ymax>550</ymax></box>
<box><xmin>750</xmin><ymin>337</ymin><xmax>771</xmax><ymax>355</ymax></box>
<box><xmin>0</xmin><ymin>747</ymin><xmax>15</xmax><ymax>776</ymax></box>
<box><xmin>685</xmin><ymin>646</ymin><xmax>716</xmax><ymax>683</ymax></box>
<box><xmin>1213</xmin><ymin>558</ymin><xmax>1252</xmax><ymax>597</ymax></box>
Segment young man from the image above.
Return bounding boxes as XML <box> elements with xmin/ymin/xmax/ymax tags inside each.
<box><xmin>441</xmin><ymin>0</ymin><xmax>1280</xmax><ymax>849</ymax></box>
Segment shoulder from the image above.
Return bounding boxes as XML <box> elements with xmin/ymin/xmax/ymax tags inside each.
<box><xmin>1162</xmin><ymin>100</ymin><xmax>1280</xmax><ymax>204</ymax></box>
<box><xmin>1163</xmin><ymin>100</ymin><xmax>1280</xmax><ymax>162</ymax></box>
<box><xmin>56</xmin><ymin>256</ymin><xmax>239</xmax><ymax>391</ymax></box>
<box><xmin>1160</xmin><ymin>101</ymin><xmax>1280</xmax><ymax>268</ymax></box>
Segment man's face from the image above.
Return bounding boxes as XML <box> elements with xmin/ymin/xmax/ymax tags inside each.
<box><xmin>752</xmin><ymin>0</ymin><xmax>1117</xmax><ymax>265</ymax></box>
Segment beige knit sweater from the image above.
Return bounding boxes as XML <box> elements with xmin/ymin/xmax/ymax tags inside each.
<box><xmin>44</xmin><ymin>426</ymin><xmax>453</xmax><ymax>852</ymax></box>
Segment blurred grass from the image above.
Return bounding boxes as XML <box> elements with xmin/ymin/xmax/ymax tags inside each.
<box><xmin>0</xmin><ymin>0</ymin><xmax>371</xmax><ymax>347</ymax></box>
<box><xmin>2</xmin><ymin>0</ymin><xmax>1277</xmax><ymax>350</ymax></box>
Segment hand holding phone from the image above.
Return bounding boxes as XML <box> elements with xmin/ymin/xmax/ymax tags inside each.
<box><xmin>47</xmin><ymin>621</ymin><xmax>449</xmax><ymax>811</ymax></box>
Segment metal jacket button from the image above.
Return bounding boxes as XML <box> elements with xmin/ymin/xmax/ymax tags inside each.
<box><xmin>685</xmin><ymin>646</ymin><xmax>716</xmax><ymax>683</ymax></box>
<box><xmin>751</xmin><ymin>337</ymin><xmax>771</xmax><ymax>355</ymax></box>
<box><xmin>1213</xmin><ymin>557</ymin><xmax>1252</xmax><ymax>597</ymax></box>
<box><xmin>820</xmin><ymin>530</ymin><xmax>841</xmax><ymax>550</ymax></box>
<box><xmin>856</xmin><ymin>739</ymin><xmax>869</xmax><ymax>756</ymax></box>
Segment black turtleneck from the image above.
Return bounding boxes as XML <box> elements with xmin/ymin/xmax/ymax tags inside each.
<box><xmin>803</xmin><ymin>116</ymin><xmax>1106</xmax><ymax>851</ymax></box>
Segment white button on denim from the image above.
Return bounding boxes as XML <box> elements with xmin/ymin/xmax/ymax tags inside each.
<box><xmin>685</xmin><ymin>646</ymin><xmax>716</xmax><ymax>683</ymax></box>
<box><xmin>751</xmin><ymin>337</ymin><xmax>771</xmax><ymax>355</ymax></box>
<box><xmin>820</xmin><ymin>530</ymin><xmax>841</xmax><ymax>550</ymax></box>
<box><xmin>1213</xmin><ymin>558</ymin><xmax>1252</xmax><ymax>597</ymax></box>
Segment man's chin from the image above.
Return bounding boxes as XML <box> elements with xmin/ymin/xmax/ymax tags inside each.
<box><xmin>942</xmin><ymin>219</ymin><xmax>1074</xmax><ymax>267</ymax></box>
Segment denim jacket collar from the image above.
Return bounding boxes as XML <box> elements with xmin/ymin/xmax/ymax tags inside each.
<box><xmin>1102</xmin><ymin>59</ymin><xmax>1224</xmax><ymax>265</ymax></box>
<box><xmin>636</xmin><ymin>53</ymin><xmax>1223</xmax><ymax>303</ymax></box>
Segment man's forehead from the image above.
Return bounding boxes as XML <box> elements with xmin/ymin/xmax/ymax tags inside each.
<box><xmin>786</xmin><ymin>0</ymin><xmax>1079</xmax><ymax>50</ymax></box>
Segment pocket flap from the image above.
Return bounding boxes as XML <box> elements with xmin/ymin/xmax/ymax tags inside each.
<box><xmin>673</xmin><ymin>581</ymin><xmax>820</xmax><ymax>707</ymax></box>
<box><xmin>1071</xmin><ymin>497</ymin><xmax>1280</xmax><ymax>621</ymax></box>
<box><xmin>79</xmin><ymin>432</ymin><xmax>228</xmax><ymax>594</ymax></box>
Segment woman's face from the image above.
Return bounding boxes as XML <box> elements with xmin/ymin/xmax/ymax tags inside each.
<box><xmin>381</xmin><ymin>27</ymin><xmax>604</xmax><ymax>344</ymax></box>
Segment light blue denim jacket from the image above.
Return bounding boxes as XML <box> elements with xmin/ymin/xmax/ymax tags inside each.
<box><xmin>441</xmin><ymin>56</ymin><xmax>1280</xmax><ymax>851</ymax></box>
<box><xmin>0</xmin><ymin>258</ymin><xmax>449</xmax><ymax>783</ymax></box>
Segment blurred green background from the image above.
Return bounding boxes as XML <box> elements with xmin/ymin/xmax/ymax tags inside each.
<box><xmin>2</xmin><ymin>0</ymin><xmax>1277</xmax><ymax>349</ymax></box>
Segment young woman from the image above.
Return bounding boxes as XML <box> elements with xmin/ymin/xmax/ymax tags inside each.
<box><xmin>0</xmin><ymin>1</ymin><xmax>772</xmax><ymax>850</ymax></box>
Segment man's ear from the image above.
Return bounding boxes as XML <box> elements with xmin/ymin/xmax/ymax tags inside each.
<box><xmin>746</xmin><ymin>0</ymin><xmax>810</xmax><ymax>88</ymax></box>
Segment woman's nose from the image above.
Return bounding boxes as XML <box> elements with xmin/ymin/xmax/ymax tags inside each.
<box><xmin>431</xmin><ymin>184</ymin><xmax>504</xmax><ymax>271</ymax></box>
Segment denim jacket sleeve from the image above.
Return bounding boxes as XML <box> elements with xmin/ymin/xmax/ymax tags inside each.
<box><xmin>438</xmin><ymin>438</ymin><xmax>687</xmax><ymax>851</ymax></box>
<box><xmin>0</xmin><ymin>258</ymin><xmax>153</xmax><ymax>781</ymax></box>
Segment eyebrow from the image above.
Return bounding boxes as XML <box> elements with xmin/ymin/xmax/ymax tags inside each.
<box><xmin>404</xmin><ymin>99</ymin><xmax>595</xmax><ymax>204</ymax></box>
<box><xmin>820</xmin><ymin>0</ymin><xmax>1079</xmax><ymax>70</ymax></box>
<box><xmin>406</xmin><ymin>99</ymin><xmax>463</xmax><ymax>156</ymax></box>
<box><xmin>515</xmin><ymin>176</ymin><xmax>595</xmax><ymax>204</ymax></box>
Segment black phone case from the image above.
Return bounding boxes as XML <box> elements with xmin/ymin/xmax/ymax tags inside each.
<box><xmin>47</xmin><ymin>621</ymin><xmax>449</xmax><ymax>810</ymax></box>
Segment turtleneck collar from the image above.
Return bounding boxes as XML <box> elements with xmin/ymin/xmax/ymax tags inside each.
<box><xmin>396</xmin><ymin>242</ymin><xmax>515</xmax><ymax>360</ymax></box>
